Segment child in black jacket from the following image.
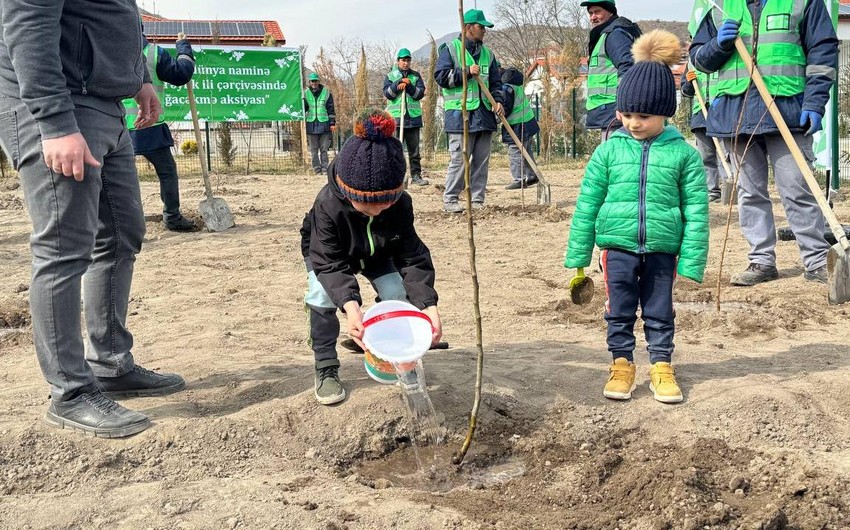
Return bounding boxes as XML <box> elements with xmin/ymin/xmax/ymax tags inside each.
<box><xmin>300</xmin><ymin>109</ymin><xmax>443</xmax><ymax>405</ymax></box>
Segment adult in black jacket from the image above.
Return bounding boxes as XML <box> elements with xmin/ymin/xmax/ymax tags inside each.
<box><xmin>303</xmin><ymin>73</ymin><xmax>336</xmax><ymax>174</ymax></box>
<box><xmin>300</xmin><ymin>110</ymin><xmax>441</xmax><ymax>405</ymax></box>
<box><xmin>129</xmin><ymin>33</ymin><xmax>196</xmax><ymax>231</ymax></box>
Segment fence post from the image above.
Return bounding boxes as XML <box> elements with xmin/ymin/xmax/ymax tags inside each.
<box><xmin>571</xmin><ymin>87</ymin><xmax>577</xmax><ymax>159</ymax></box>
<box><xmin>534</xmin><ymin>94</ymin><xmax>541</xmax><ymax>156</ymax></box>
<box><xmin>205</xmin><ymin>121</ymin><xmax>212</xmax><ymax>171</ymax></box>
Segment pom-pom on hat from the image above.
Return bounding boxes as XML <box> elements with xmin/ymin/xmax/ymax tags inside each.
<box><xmin>335</xmin><ymin>109</ymin><xmax>407</xmax><ymax>204</ymax></box>
<box><xmin>616</xmin><ymin>29</ymin><xmax>682</xmax><ymax>118</ymax></box>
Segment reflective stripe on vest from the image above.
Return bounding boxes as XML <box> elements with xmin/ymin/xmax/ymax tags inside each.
<box><xmin>586</xmin><ymin>33</ymin><xmax>618</xmax><ymax>111</ymax></box>
<box><xmin>506</xmin><ymin>84</ymin><xmax>534</xmax><ymax>125</ymax></box>
<box><xmin>711</xmin><ymin>0</ymin><xmax>807</xmax><ymax>98</ymax></box>
<box><xmin>442</xmin><ymin>38</ymin><xmax>492</xmax><ymax>111</ymax></box>
<box><xmin>304</xmin><ymin>86</ymin><xmax>329</xmax><ymax>123</ymax></box>
<box><xmin>386</xmin><ymin>68</ymin><xmax>422</xmax><ymax>119</ymax></box>
<box><xmin>124</xmin><ymin>44</ymin><xmax>165</xmax><ymax>130</ymax></box>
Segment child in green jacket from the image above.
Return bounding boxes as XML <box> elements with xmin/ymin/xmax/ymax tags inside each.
<box><xmin>564</xmin><ymin>30</ymin><xmax>709</xmax><ymax>404</ymax></box>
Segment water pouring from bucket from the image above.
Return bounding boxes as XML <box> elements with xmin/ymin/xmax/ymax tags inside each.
<box><xmin>362</xmin><ymin>300</ymin><xmax>434</xmax><ymax>385</ymax></box>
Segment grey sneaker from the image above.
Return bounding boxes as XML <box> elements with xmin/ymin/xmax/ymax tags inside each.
<box><xmin>96</xmin><ymin>365</ymin><xmax>186</xmax><ymax>399</ymax></box>
<box><xmin>471</xmin><ymin>202</ymin><xmax>485</xmax><ymax>210</ymax></box>
<box><xmin>803</xmin><ymin>265</ymin><xmax>828</xmax><ymax>284</ymax></box>
<box><xmin>314</xmin><ymin>360</ymin><xmax>346</xmax><ymax>405</ymax></box>
<box><xmin>443</xmin><ymin>202</ymin><xmax>464</xmax><ymax>214</ymax></box>
<box><xmin>730</xmin><ymin>263</ymin><xmax>779</xmax><ymax>286</ymax></box>
<box><xmin>45</xmin><ymin>390</ymin><xmax>151</xmax><ymax>438</ymax></box>
<box><xmin>411</xmin><ymin>175</ymin><xmax>429</xmax><ymax>186</ymax></box>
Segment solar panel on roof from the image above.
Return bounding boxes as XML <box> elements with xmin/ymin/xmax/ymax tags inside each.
<box><xmin>145</xmin><ymin>21</ymin><xmax>180</xmax><ymax>35</ymax></box>
<box><xmin>185</xmin><ymin>21</ymin><xmax>211</xmax><ymax>36</ymax></box>
<box><xmin>219</xmin><ymin>22</ymin><xmax>240</xmax><ymax>36</ymax></box>
<box><xmin>237</xmin><ymin>22</ymin><xmax>266</xmax><ymax>36</ymax></box>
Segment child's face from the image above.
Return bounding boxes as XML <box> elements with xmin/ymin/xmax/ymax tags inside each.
<box><xmin>350</xmin><ymin>199</ymin><xmax>396</xmax><ymax>217</ymax></box>
<box><xmin>616</xmin><ymin>111</ymin><xmax>666</xmax><ymax>140</ymax></box>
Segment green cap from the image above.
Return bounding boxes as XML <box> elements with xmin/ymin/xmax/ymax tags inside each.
<box><xmin>397</xmin><ymin>48</ymin><xmax>412</xmax><ymax>59</ymax></box>
<box><xmin>308</xmin><ymin>72</ymin><xmax>319</xmax><ymax>81</ymax></box>
<box><xmin>463</xmin><ymin>9</ymin><xmax>494</xmax><ymax>28</ymax></box>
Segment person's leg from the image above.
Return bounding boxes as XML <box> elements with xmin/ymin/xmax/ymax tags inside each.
<box><xmin>600</xmin><ymin>249</ymin><xmax>639</xmax><ymax>400</ymax></box>
<box><xmin>765</xmin><ymin>133</ymin><xmax>830</xmax><ymax>275</ymax></box>
<box><xmin>319</xmin><ymin>132</ymin><xmax>332</xmax><ymax>173</ymax></box>
<box><xmin>406</xmin><ymin>128</ymin><xmax>427</xmax><ymax>185</ymax></box>
<box><xmin>639</xmin><ymin>253</ymin><xmax>682</xmax><ymax>403</ymax></box>
<box><xmin>728</xmin><ymin>135</ymin><xmax>779</xmax><ymax>285</ymax></box>
<box><xmin>694</xmin><ymin>129</ymin><xmax>720</xmax><ymax>200</ymax></box>
<box><xmin>307</xmin><ymin>133</ymin><xmax>321</xmax><ymax>174</ymax></box>
<box><xmin>469</xmin><ymin>131</ymin><xmax>492</xmax><ymax>205</ymax></box>
<box><xmin>304</xmin><ymin>261</ymin><xmax>345</xmax><ymax>404</ymax></box>
<box><xmin>521</xmin><ymin>136</ymin><xmax>537</xmax><ymax>183</ymax></box>
<box><xmin>506</xmin><ymin>142</ymin><xmax>523</xmax><ymax>185</ymax></box>
<box><xmin>443</xmin><ymin>133</ymin><xmax>465</xmax><ymax>210</ymax></box>
<box><xmin>143</xmin><ymin>147</ymin><xmax>181</xmax><ymax>221</ymax></box>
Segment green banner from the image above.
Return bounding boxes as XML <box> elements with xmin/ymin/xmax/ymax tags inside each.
<box><xmin>159</xmin><ymin>45</ymin><xmax>304</xmax><ymax>122</ymax></box>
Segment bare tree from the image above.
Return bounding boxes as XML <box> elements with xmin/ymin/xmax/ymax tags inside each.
<box><xmin>314</xmin><ymin>47</ymin><xmax>354</xmax><ymax>135</ymax></box>
<box><xmin>421</xmin><ymin>33</ymin><xmax>440</xmax><ymax>160</ymax></box>
<box><xmin>355</xmin><ymin>45</ymin><xmax>370</xmax><ymax>112</ymax></box>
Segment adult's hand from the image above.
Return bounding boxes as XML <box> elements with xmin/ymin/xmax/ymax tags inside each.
<box><xmin>468</xmin><ymin>64</ymin><xmax>481</xmax><ymax>76</ymax></box>
<box><xmin>493</xmin><ymin>102</ymin><xmax>505</xmax><ymax>118</ymax></box>
<box><xmin>800</xmin><ymin>110</ymin><xmax>823</xmax><ymax>136</ymax></box>
<box><xmin>42</xmin><ymin>133</ymin><xmax>101</xmax><ymax>182</ymax></box>
<box><xmin>716</xmin><ymin>19</ymin><xmax>740</xmax><ymax>50</ymax></box>
<box><xmin>330</xmin><ymin>124</ymin><xmax>337</xmax><ymax>133</ymax></box>
<box><xmin>177</xmin><ymin>32</ymin><xmax>186</xmax><ymax>41</ymax></box>
<box><xmin>686</xmin><ymin>70</ymin><xmax>697</xmax><ymax>82</ymax></box>
<box><xmin>132</xmin><ymin>83</ymin><xmax>162</xmax><ymax>129</ymax></box>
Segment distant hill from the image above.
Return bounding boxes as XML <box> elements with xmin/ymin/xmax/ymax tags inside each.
<box><xmin>409</xmin><ymin>20</ymin><xmax>689</xmax><ymax>63</ymax></box>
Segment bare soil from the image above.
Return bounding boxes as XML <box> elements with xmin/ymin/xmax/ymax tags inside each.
<box><xmin>1</xmin><ymin>164</ymin><xmax>849</xmax><ymax>530</ymax></box>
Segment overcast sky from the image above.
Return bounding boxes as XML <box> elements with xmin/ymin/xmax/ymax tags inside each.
<box><xmin>138</xmin><ymin>0</ymin><xmax>692</xmax><ymax>64</ymax></box>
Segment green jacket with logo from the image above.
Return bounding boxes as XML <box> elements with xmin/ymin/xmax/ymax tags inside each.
<box><xmin>564</xmin><ymin>126</ymin><xmax>709</xmax><ymax>282</ymax></box>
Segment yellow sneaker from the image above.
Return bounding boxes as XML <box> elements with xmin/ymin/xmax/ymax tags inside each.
<box><xmin>649</xmin><ymin>362</ymin><xmax>683</xmax><ymax>404</ymax></box>
<box><xmin>603</xmin><ymin>358</ymin><xmax>636</xmax><ymax>400</ymax></box>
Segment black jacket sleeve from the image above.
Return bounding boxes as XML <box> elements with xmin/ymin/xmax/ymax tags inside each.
<box><xmin>606</xmin><ymin>29</ymin><xmax>636</xmax><ymax>78</ymax></box>
<box><xmin>326</xmin><ymin>91</ymin><xmax>336</xmax><ymax>127</ymax></box>
<box><xmin>309</xmin><ymin>203</ymin><xmax>361</xmax><ymax>308</ymax></box>
<box><xmin>391</xmin><ymin>198</ymin><xmax>438</xmax><ymax>309</ymax></box>
<box><xmin>155</xmin><ymin>40</ymin><xmax>195</xmax><ymax>86</ymax></box>
<box><xmin>681</xmin><ymin>71</ymin><xmax>695</xmax><ymax>98</ymax></box>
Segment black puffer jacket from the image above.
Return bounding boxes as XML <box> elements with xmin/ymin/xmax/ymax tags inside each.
<box><xmin>300</xmin><ymin>159</ymin><xmax>438</xmax><ymax>310</ymax></box>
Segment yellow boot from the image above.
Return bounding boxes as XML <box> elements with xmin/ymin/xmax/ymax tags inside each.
<box><xmin>649</xmin><ymin>362</ymin><xmax>683</xmax><ymax>404</ymax></box>
<box><xmin>603</xmin><ymin>358</ymin><xmax>636</xmax><ymax>400</ymax></box>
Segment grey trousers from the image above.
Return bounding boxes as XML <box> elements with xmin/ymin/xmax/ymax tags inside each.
<box><xmin>507</xmin><ymin>137</ymin><xmax>535</xmax><ymax>183</ymax></box>
<box><xmin>694</xmin><ymin>129</ymin><xmax>725</xmax><ymax>198</ymax></box>
<box><xmin>444</xmin><ymin>131</ymin><xmax>492</xmax><ymax>205</ymax></box>
<box><xmin>0</xmin><ymin>97</ymin><xmax>144</xmax><ymax>401</ymax></box>
<box><xmin>728</xmin><ymin>132</ymin><xmax>829</xmax><ymax>271</ymax></box>
<box><xmin>307</xmin><ymin>132</ymin><xmax>331</xmax><ymax>174</ymax></box>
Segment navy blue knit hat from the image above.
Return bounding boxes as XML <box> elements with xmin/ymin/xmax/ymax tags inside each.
<box><xmin>616</xmin><ymin>30</ymin><xmax>682</xmax><ymax>118</ymax></box>
<box><xmin>335</xmin><ymin>109</ymin><xmax>407</xmax><ymax>204</ymax></box>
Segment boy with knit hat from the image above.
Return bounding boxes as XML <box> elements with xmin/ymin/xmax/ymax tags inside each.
<box><xmin>564</xmin><ymin>30</ymin><xmax>709</xmax><ymax>404</ymax></box>
<box><xmin>300</xmin><ymin>109</ymin><xmax>443</xmax><ymax>405</ymax></box>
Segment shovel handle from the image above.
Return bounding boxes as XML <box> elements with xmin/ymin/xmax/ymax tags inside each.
<box><xmin>734</xmin><ymin>38</ymin><xmax>849</xmax><ymax>251</ymax></box>
<box><xmin>691</xmin><ymin>77</ymin><xmax>735</xmax><ymax>181</ymax></box>
<box><xmin>474</xmin><ymin>76</ymin><xmax>547</xmax><ymax>186</ymax></box>
<box><xmin>185</xmin><ymin>81</ymin><xmax>215</xmax><ymax>201</ymax></box>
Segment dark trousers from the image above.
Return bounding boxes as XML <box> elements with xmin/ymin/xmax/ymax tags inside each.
<box><xmin>601</xmin><ymin>249</ymin><xmax>676</xmax><ymax>364</ymax></box>
<box><xmin>141</xmin><ymin>147</ymin><xmax>181</xmax><ymax>221</ymax></box>
<box><xmin>401</xmin><ymin>127</ymin><xmax>421</xmax><ymax>178</ymax></box>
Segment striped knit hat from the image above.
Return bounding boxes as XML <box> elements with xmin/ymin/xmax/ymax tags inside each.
<box><xmin>335</xmin><ymin>109</ymin><xmax>407</xmax><ymax>204</ymax></box>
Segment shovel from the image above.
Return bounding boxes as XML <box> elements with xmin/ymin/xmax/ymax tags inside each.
<box><xmin>399</xmin><ymin>91</ymin><xmax>409</xmax><ymax>188</ymax></box>
<box><xmin>186</xmin><ymin>82</ymin><xmax>235</xmax><ymax>232</ymax></box>
<box><xmin>691</xmin><ymin>76</ymin><xmax>736</xmax><ymax>204</ymax></box>
<box><xmin>569</xmin><ymin>267</ymin><xmax>595</xmax><ymax>305</ymax></box>
<box><xmin>734</xmin><ymin>38</ymin><xmax>850</xmax><ymax>304</ymax></box>
<box><xmin>475</xmin><ymin>77</ymin><xmax>552</xmax><ymax>205</ymax></box>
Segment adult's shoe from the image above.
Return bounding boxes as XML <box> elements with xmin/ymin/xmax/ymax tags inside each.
<box><xmin>96</xmin><ymin>365</ymin><xmax>186</xmax><ymax>399</ymax></box>
<box><xmin>45</xmin><ymin>390</ymin><xmax>151</xmax><ymax>438</ymax></box>
<box><xmin>505</xmin><ymin>181</ymin><xmax>524</xmax><ymax>190</ymax></box>
<box><xmin>803</xmin><ymin>265</ymin><xmax>828</xmax><ymax>284</ymax></box>
<box><xmin>444</xmin><ymin>202</ymin><xmax>464</xmax><ymax>214</ymax></box>
<box><xmin>730</xmin><ymin>263</ymin><xmax>779</xmax><ymax>286</ymax></box>
<box><xmin>411</xmin><ymin>175</ymin><xmax>430</xmax><ymax>186</ymax></box>
<box><xmin>162</xmin><ymin>215</ymin><xmax>196</xmax><ymax>232</ymax></box>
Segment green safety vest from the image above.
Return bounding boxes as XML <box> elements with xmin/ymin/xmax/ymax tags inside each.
<box><xmin>442</xmin><ymin>38</ymin><xmax>492</xmax><ymax>111</ymax></box>
<box><xmin>304</xmin><ymin>86</ymin><xmax>330</xmax><ymax>123</ymax></box>
<box><xmin>506</xmin><ymin>84</ymin><xmax>534</xmax><ymax>125</ymax></box>
<box><xmin>711</xmin><ymin>0</ymin><xmax>807</xmax><ymax>98</ymax></box>
<box><xmin>586</xmin><ymin>33</ymin><xmax>618</xmax><ymax>111</ymax></box>
<box><xmin>386</xmin><ymin>68</ymin><xmax>422</xmax><ymax>119</ymax></box>
<box><xmin>123</xmin><ymin>44</ymin><xmax>164</xmax><ymax>130</ymax></box>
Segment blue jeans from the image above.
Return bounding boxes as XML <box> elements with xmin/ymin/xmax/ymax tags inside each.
<box><xmin>141</xmin><ymin>147</ymin><xmax>182</xmax><ymax>221</ymax></box>
<box><xmin>0</xmin><ymin>97</ymin><xmax>145</xmax><ymax>401</ymax></box>
<box><xmin>601</xmin><ymin>249</ymin><xmax>676</xmax><ymax>364</ymax></box>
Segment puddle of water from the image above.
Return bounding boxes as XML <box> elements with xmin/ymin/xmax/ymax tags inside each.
<box><xmin>677</xmin><ymin>301</ymin><xmax>752</xmax><ymax>313</ymax></box>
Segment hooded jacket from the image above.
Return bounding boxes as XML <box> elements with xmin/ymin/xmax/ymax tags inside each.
<box><xmin>300</xmin><ymin>159</ymin><xmax>438</xmax><ymax>310</ymax></box>
<box><xmin>500</xmin><ymin>67</ymin><xmax>539</xmax><ymax>143</ymax></box>
<box><xmin>585</xmin><ymin>16</ymin><xmax>642</xmax><ymax>130</ymax></box>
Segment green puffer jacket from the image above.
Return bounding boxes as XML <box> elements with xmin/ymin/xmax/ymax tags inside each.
<box><xmin>564</xmin><ymin>126</ymin><xmax>709</xmax><ymax>282</ymax></box>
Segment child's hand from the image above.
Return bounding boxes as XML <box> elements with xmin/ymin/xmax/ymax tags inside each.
<box><xmin>343</xmin><ymin>301</ymin><xmax>365</xmax><ymax>349</ymax></box>
<box><xmin>422</xmin><ymin>306</ymin><xmax>443</xmax><ymax>346</ymax></box>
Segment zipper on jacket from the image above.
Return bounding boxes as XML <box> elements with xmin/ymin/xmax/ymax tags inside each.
<box><xmin>638</xmin><ymin>137</ymin><xmax>655</xmax><ymax>253</ymax></box>
<box><xmin>77</xmin><ymin>24</ymin><xmax>88</xmax><ymax>95</ymax></box>
<box><xmin>366</xmin><ymin>216</ymin><xmax>376</xmax><ymax>257</ymax></box>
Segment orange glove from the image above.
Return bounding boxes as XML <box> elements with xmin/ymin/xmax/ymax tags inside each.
<box><xmin>686</xmin><ymin>70</ymin><xmax>697</xmax><ymax>82</ymax></box>
<box><xmin>330</xmin><ymin>125</ymin><xmax>337</xmax><ymax>133</ymax></box>
<box><xmin>397</xmin><ymin>80</ymin><xmax>409</xmax><ymax>92</ymax></box>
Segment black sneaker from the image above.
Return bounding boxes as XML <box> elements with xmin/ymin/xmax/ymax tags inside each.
<box><xmin>803</xmin><ymin>265</ymin><xmax>828</xmax><ymax>284</ymax></box>
<box><xmin>340</xmin><ymin>338</ymin><xmax>364</xmax><ymax>353</ymax></box>
<box><xmin>314</xmin><ymin>360</ymin><xmax>345</xmax><ymax>405</ymax></box>
<box><xmin>45</xmin><ymin>390</ymin><xmax>151</xmax><ymax>438</ymax></box>
<box><xmin>709</xmin><ymin>194</ymin><xmax>721</xmax><ymax>203</ymax></box>
<box><xmin>162</xmin><ymin>216</ymin><xmax>196</xmax><ymax>232</ymax></box>
<box><xmin>524</xmin><ymin>175</ymin><xmax>539</xmax><ymax>186</ymax></box>
<box><xmin>730</xmin><ymin>263</ymin><xmax>779</xmax><ymax>286</ymax></box>
<box><xmin>505</xmin><ymin>181</ymin><xmax>524</xmax><ymax>190</ymax></box>
<box><xmin>410</xmin><ymin>175</ymin><xmax>430</xmax><ymax>186</ymax></box>
<box><xmin>96</xmin><ymin>365</ymin><xmax>186</xmax><ymax>399</ymax></box>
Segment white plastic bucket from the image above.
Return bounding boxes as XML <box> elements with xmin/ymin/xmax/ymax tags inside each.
<box><xmin>362</xmin><ymin>300</ymin><xmax>433</xmax><ymax>365</ymax></box>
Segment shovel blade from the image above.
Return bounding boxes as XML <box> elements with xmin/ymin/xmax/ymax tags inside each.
<box><xmin>199</xmin><ymin>197</ymin><xmax>235</xmax><ymax>232</ymax></box>
<box><xmin>569</xmin><ymin>276</ymin><xmax>595</xmax><ymax>305</ymax></box>
<box><xmin>827</xmin><ymin>244</ymin><xmax>850</xmax><ymax>305</ymax></box>
<box><xmin>537</xmin><ymin>182</ymin><xmax>551</xmax><ymax>205</ymax></box>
